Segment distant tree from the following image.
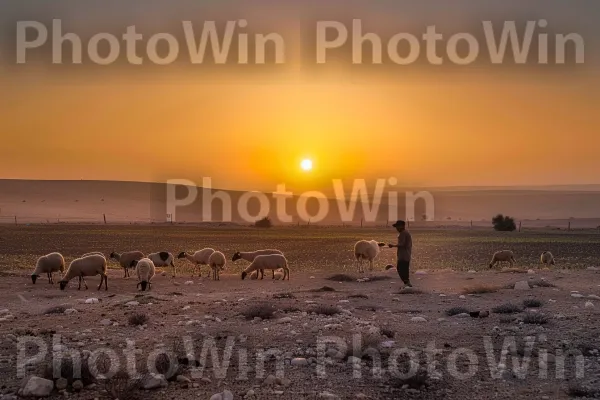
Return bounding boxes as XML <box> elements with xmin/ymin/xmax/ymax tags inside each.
<box><xmin>255</xmin><ymin>216</ymin><xmax>273</xmax><ymax>228</ymax></box>
<box><xmin>492</xmin><ymin>214</ymin><xmax>517</xmax><ymax>232</ymax></box>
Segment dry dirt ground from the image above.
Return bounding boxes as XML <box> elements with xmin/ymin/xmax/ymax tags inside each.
<box><xmin>1</xmin><ymin>226</ymin><xmax>600</xmax><ymax>400</ymax></box>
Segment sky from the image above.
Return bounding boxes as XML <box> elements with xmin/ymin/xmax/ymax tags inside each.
<box><xmin>1</xmin><ymin>0</ymin><xmax>599</xmax><ymax>193</ymax></box>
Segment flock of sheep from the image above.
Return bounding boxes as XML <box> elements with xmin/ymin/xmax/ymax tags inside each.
<box><xmin>28</xmin><ymin>239</ymin><xmax>558</xmax><ymax>293</ymax></box>
<box><xmin>30</xmin><ymin>248</ymin><xmax>291</xmax><ymax>292</ymax></box>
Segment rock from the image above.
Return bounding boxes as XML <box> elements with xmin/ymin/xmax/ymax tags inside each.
<box><xmin>338</xmin><ymin>300</ymin><xmax>350</xmax><ymax>303</ymax></box>
<box><xmin>467</xmin><ymin>270</ymin><xmax>477</xmax><ymax>274</ymax></box>
<box><xmin>587</xmin><ymin>267</ymin><xmax>599</xmax><ymax>271</ymax></box>
<box><xmin>527</xmin><ymin>269</ymin><xmax>536</xmax><ymax>274</ymax></box>
<box><xmin>514</xmin><ymin>281</ymin><xmax>531</xmax><ymax>291</ymax></box>
<box><xmin>176</xmin><ymin>375</ymin><xmax>191</xmax><ymax>383</ymax></box>
<box><xmin>184</xmin><ymin>281</ymin><xmax>194</xmax><ymax>285</ymax></box>
<box><xmin>84</xmin><ymin>298</ymin><xmax>99</xmax><ymax>304</ymax></box>
<box><xmin>55</xmin><ymin>378</ymin><xmax>68</xmax><ymax>391</ymax></box>
<box><xmin>319</xmin><ymin>391</ymin><xmax>340</xmax><ymax>399</ymax></box>
<box><xmin>278</xmin><ymin>317</ymin><xmax>292</xmax><ymax>324</ymax></box>
<box><xmin>125</xmin><ymin>301</ymin><xmax>139</xmax><ymax>307</ymax></box>
<box><xmin>276</xmin><ymin>377</ymin><xmax>291</xmax><ymax>387</ymax></box>
<box><xmin>410</xmin><ymin>317</ymin><xmax>427</xmax><ymax>323</ymax></box>
<box><xmin>141</xmin><ymin>373</ymin><xmax>168</xmax><ymax>390</ymax></box>
<box><xmin>209</xmin><ymin>394</ymin><xmax>223</xmax><ymax>400</ymax></box>
<box><xmin>222</xmin><ymin>390</ymin><xmax>234</xmax><ymax>400</ymax></box>
<box><xmin>571</xmin><ymin>293</ymin><xmax>584</xmax><ymax>298</ymax></box>
<box><xmin>588</xmin><ymin>295</ymin><xmax>600</xmax><ymax>300</ymax></box>
<box><xmin>380</xmin><ymin>340</ymin><xmax>395</xmax><ymax>348</ymax></box>
<box><xmin>22</xmin><ymin>376</ymin><xmax>54</xmax><ymax>397</ymax></box>
<box><xmin>414</xmin><ymin>270</ymin><xmax>427</xmax><ymax>275</ymax></box>
<box><xmin>459</xmin><ymin>295</ymin><xmax>466</xmax><ymax>299</ymax></box>
<box><xmin>99</xmin><ymin>319</ymin><xmax>112</xmax><ymax>326</ymax></box>
<box><xmin>479</xmin><ymin>311</ymin><xmax>490</xmax><ymax>318</ymax></box>
<box><xmin>585</xmin><ymin>301</ymin><xmax>595</xmax><ymax>309</ymax></box>
<box><xmin>456</xmin><ymin>313</ymin><xmax>470</xmax><ymax>318</ymax></box>
<box><xmin>72</xmin><ymin>380</ymin><xmax>83</xmax><ymax>392</ymax></box>
<box><xmin>246</xmin><ymin>389</ymin><xmax>256</xmax><ymax>397</ymax></box>
<box><xmin>263</xmin><ymin>375</ymin><xmax>277</xmax><ymax>386</ymax></box>
<box><xmin>291</xmin><ymin>358</ymin><xmax>308</xmax><ymax>366</ymax></box>
<box><xmin>63</xmin><ymin>309</ymin><xmax>78</xmax><ymax>315</ymax></box>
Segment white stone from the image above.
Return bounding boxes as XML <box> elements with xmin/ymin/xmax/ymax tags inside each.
<box><xmin>585</xmin><ymin>301</ymin><xmax>595</xmax><ymax>309</ymax></box>
<box><xmin>63</xmin><ymin>308</ymin><xmax>78</xmax><ymax>315</ymax></box>
<box><xmin>125</xmin><ymin>301</ymin><xmax>139</xmax><ymax>307</ymax></box>
<box><xmin>85</xmin><ymin>298</ymin><xmax>99</xmax><ymax>304</ymax></box>
<box><xmin>514</xmin><ymin>281</ymin><xmax>531</xmax><ymax>291</ymax></box>
<box><xmin>141</xmin><ymin>373</ymin><xmax>167</xmax><ymax>390</ymax></box>
<box><xmin>411</xmin><ymin>317</ymin><xmax>427</xmax><ymax>323</ymax></box>
<box><xmin>22</xmin><ymin>376</ymin><xmax>54</xmax><ymax>397</ymax></box>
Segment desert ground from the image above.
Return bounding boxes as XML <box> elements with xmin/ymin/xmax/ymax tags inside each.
<box><xmin>1</xmin><ymin>225</ymin><xmax>600</xmax><ymax>400</ymax></box>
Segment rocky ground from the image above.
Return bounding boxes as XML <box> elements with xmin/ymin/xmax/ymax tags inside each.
<box><xmin>1</xmin><ymin>266</ymin><xmax>600</xmax><ymax>400</ymax></box>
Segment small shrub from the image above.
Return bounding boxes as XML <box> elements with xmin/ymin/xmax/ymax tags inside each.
<box><xmin>282</xmin><ymin>306</ymin><xmax>301</xmax><ymax>313</ymax></box>
<box><xmin>273</xmin><ymin>292</ymin><xmax>295</xmax><ymax>299</ymax></box>
<box><xmin>397</xmin><ymin>287</ymin><xmax>424</xmax><ymax>295</ymax></box>
<box><xmin>446</xmin><ymin>307</ymin><xmax>470</xmax><ymax>316</ymax></box>
<box><xmin>492</xmin><ymin>214</ymin><xmax>517</xmax><ymax>232</ymax></box>
<box><xmin>523</xmin><ymin>299</ymin><xmax>543</xmax><ymax>308</ymax></box>
<box><xmin>567</xmin><ymin>384</ymin><xmax>600</xmax><ymax>398</ymax></box>
<box><xmin>492</xmin><ymin>303</ymin><xmax>523</xmax><ymax>314</ymax></box>
<box><xmin>387</xmin><ymin>368</ymin><xmax>430</xmax><ymax>389</ymax></box>
<box><xmin>523</xmin><ymin>312</ymin><xmax>549</xmax><ymax>325</ymax></box>
<box><xmin>462</xmin><ymin>284</ymin><xmax>499</xmax><ymax>295</ymax></box>
<box><xmin>348</xmin><ymin>294</ymin><xmax>369</xmax><ymax>299</ymax></box>
<box><xmin>128</xmin><ymin>313</ymin><xmax>149</xmax><ymax>326</ymax></box>
<box><xmin>104</xmin><ymin>371</ymin><xmax>142</xmax><ymax>400</ymax></box>
<box><xmin>530</xmin><ymin>279</ymin><xmax>556</xmax><ymax>288</ymax></box>
<box><xmin>499</xmin><ymin>316</ymin><xmax>517</xmax><ymax>324</ymax></box>
<box><xmin>311</xmin><ymin>286</ymin><xmax>336</xmax><ymax>292</ymax></box>
<box><xmin>326</xmin><ymin>274</ymin><xmax>355</xmax><ymax>282</ymax></box>
<box><xmin>44</xmin><ymin>305</ymin><xmax>68</xmax><ymax>315</ymax></box>
<box><xmin>313</xmin><ymin>305</ymin><xmax>341</xmax><ymax>316</ymax></box>
<box><xmin>380</xmin><ymin>327</ymin><xmax>395</xmax><ymax>339</ymax></box>
<box><xmin>365</xmin><ymin>275</ymin><xmax>392</xmax><ymax>282</ymax></box>
<box><xmin>242</xmin><ymin>303</ymin><xmax>276</xmax><ymax>320</ymax></box>
<box><xmin>254</xmin><ymin>217</ymin><xmax>273</xmax><ymax>228</ymax></box>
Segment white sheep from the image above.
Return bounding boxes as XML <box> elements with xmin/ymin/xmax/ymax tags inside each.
<box><xmin>147</xmin><ymin>252</ymin><xmax>177</xmax><ymax>277</ymax></box>
<box><xmin>31</xmin><ymin>252</ymin><xmax>65</xmax><ymax>284</ymax></box>
<box><xmin>131</xmin><ymin>258</ymin><xmax>156</xmax><ymax>291</ymax></box>
<box><xmin>353</xmin><ymin>240</ymin><xmax>386</xmax><ymax>273</ymax></box>
<box><xmin>59</xmin><ymin>254</ymin><xmax>108</xmax><ymax>291</ymax></box>
<box><xmin>82</xmin><ymin>252</ymin><xmax>106</xmax><ymax>258</ymax></box>
<box><xmin>208</xmin><ymin>251</ymin><xmax>226</xmax><ymax>281</ymax></box>
<box><xmin>540</xmin><ymin>251</ymin><xmax>556</xmax><ymax>267</ymax></box>
<box><xmin>178</xmin><ymin>248</ymin><xmax>215</xmax><ymax>277</ymax></box>
<box><xmin>489</xmin><ymin>250</ymin><xmax>517</xmax><ymax>268</ymax></box>
<box><xmin>232</xmin><ymin>249</ymin><xmax>284</xmax><ymax>278</ymax></box>
<box><xmin>241</xmin><ymin>254</ymin><xmax>289</xmax><ymax>280</ymax></box>
<box><xmin>110</xmin><ymin>251</ymin><xmax>144</xmax><ymax>278</ymax></box>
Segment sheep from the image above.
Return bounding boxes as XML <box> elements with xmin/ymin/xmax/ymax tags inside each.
<box><xmin>353</xmin><ymin>240</ymin><xmax>386</xmax><ymax>273</ymax></box>
<box><xmin>59</xmin><ymin>254</ymin><xmax>108</xmax><ymax>291</ymax></box>
<box><xmin>241</xmin><ymin>254</ymin><xmax>290</xmax><ymax>280</ymax></box>
<box><xmin>232</xmin><ymin>249</ymin><xmax>284</xmax><ymax>278</ymax></box>
<box><xmin>147</xmin><ymin>252</ymin><xmax>177</xmax><ymax>277</ymax></box>
<box><xmin>540</xmin><ymin>251</ymin><xmax>556</xmax><ymax>267</ymax></box>
<box><xmin>82</xmin><ymin>252</ymin><xmax>106</xmax><ymax>258</ymax></box>
<box><xmin>130</xmin><ymin>258</ymin><xmax>156</xmax><ymax>291</ymax></box>
<box><xmin>208</xmin><ymin>251</ymin><xmax>226</xmax><ymax>281</ymax></box>
<box><xmin>110</xmin><ymin>251</ymin><xmax>145</xmax><ymax>278</ymax></box>
<box><xmin>178</xmin><ymin>248</ymin><xmax>215</xmax><ymax>277</ymax></box>
<box><xmin>489</xmin><ymin>250</ymin><xmax>517</xmax><ymax>269</ymax></box>
<box><xmin>31</xmin><ymin>252</ymin><xmax>65</xmax><ymax>284</ymax></box>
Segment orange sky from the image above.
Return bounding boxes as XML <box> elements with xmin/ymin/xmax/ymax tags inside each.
<box><xmin>1</xmin><ymin>0</ymin><xmax>599</xmax><ymax>193</ymax></box>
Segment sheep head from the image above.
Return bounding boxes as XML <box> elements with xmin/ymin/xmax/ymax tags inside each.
<box><xmin>377</xmin><ymin>242</ymin><xmax>386</xmax><ymax>247</ymax></box>
<box><xmin>241</xmin><ymin>271</ymin><xmax>248</xmax><ymax>280</ymax></box>
<box><xmin>232</xmin><ymin>252</ymin><xmax>242</xmax><ymax>262</ymax></box>
<box><xmin>130</xmin><ymin>260</ymin><xmax>139</xmax><ymax>268</ymax></box>
<box><xmin>138</xmin><ymin>281</ymin><xmax>148</xmax><ymax>291</ymax></box>
<box><xmin>59</xmin><ymin>281</ymin><xmax>68</xmax><ymax>290</ymax></box>
<box><xmin>31</xmin><ymin>274</ymin><xmax>38</xmax><ymax>284</ymax></box>
<box><xmin>177</xmin><ymin>252</ymin><xmax>187</xmax><ymax>259</ymax></box>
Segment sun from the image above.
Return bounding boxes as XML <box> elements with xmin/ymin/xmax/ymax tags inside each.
<box><xmin>300</xmin><ymin>159</ymin><xmax>313</xmax><ymax>171</ymax></box>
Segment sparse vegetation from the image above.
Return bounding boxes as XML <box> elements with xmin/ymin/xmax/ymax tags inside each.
<box><xmin>492</xmin><ymin>303</ymin><xmax>523</xmax><ymax>314</ymax></box>
<box><xmin>242</xmin><ymin>303</ymin><xmax>276</xmax><ymax>320</ymax></box>
<box><xmin>312</xmin><ymin>305</ymin><xmax>341</xmax><ymax>316</ymax></box>
<box><xmin>128</xmin><ymin>312</ymin><xmax>149</xmax><ymax>326</ymax></box>
<box><xmin>273</xmin><ymin>292</ymin><xmax>295</xmax><ymax>299</ymax></box>
<box><xmin>348</xmin><ymin>293</ymin><xmax>369</xmax><ymax>299</ymax></box>
<box><xmin>397</xmin><ymin>287</ymin><xmax>424</xmax><ymax>294</ymax></box>
<box><xmin>254</xmin><ymin>216</ymin><xmax>273</xmax><ymax>228</ymax></box>
<box><xmin>104</xmin><ymin>371</ymin><xmax>142</xmax><ymax>400</ymax></box>
<box><xmin>446</xmin><ymin>307</ymin><xmax>470</xmax><ymax>316</ymax></box>
<box><xmin>43</xmin><ymin>305</ymin><xmax>68</xmax><ymax>315</ymax></box>
<box><xmin>380</xmin><ymin>327</ymin><xmax>395</xmax><ymax>339</ymax></box>
<box><xmin>462</xmin><ymin>284</ymin><xmax>499</xmax><ymax>295</ymax></box>
<box><xmin>311</xmin><ymin>286</ymin><xmax>336</xmax><ymax>292</ymax></box>
<box><xmin>567</xmin><ymin>383</ymin><xmax>600</xmax><ymax>398</ymax></box>
<box><xmin>492</xmin><ymin>214</ymin><xmax>517</xmax><ymax>232</ymax></box>
<box><xmin>523</xmin><ymin>299</ymin><xmax>543</xmax><ymax>308</ymax></box>
<box><xmin>364</xmin><ymin>275</ymin><xmax>392</xmax><ymax>282</ymax></box>
<box><xmin>523</xmin><ymin>312</ymin><xmax>549</xmax><ymax>325</ymax></box>
<box><xmin>326</xmin><ymin>274</ymin><xmax>355</xmax><ymax>282</ymax></box>
<box><xmin>530</xmin><ymin>279</ymin><xmax>557</xmax><ymax>288</ymax></box>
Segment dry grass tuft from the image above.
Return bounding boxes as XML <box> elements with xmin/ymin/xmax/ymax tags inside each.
<box><xmin>242</xmin><ymin>303</ymin><xmax>276</xmax><ymax>320</ymax></box>
<box><xmin>128</xmin><ymin>313</ymin><xmax>149</xmax><ymax>326</ymax></box>
<box><xmin>461</xmin><ymin>284</ymin><xmax>500</xmax><ymax>295</ymax></box>
<box><xmin>326</xmin><ymin>274</ymin><xmax>355</xmax><ymax>282</ymax></box>
<box><xmin>492</xmin><ymin>303</ymin><xmax>523</xmax><ymax>314</ymax></box>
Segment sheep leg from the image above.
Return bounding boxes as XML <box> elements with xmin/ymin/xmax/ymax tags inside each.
<box><xmin>260</xmin><ymin>269</ymin><xmax>265</xmax><ymax>280</ymax></box>
<box><xmin>369</xmin><ymin>260</ymin><xmax>374</xmax><ymax>271</ymax></box>
<box><xmin>171</xmin><ymin>261</ymin><xmax>176</xmax><ymax>277</ymax></box>
<box><xmin>81</xmin><ymin>276</ymin><xmax>89</xmax><ymax>290</ymax></box>
<box><xmin>48</xmin><ymin>272</ymin><xmax>52</xmax><ymax>284</ymax></box>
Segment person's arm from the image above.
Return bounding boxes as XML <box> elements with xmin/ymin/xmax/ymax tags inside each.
<box><xmin>388</xmin><ymin>232</ymin><xmax>406</xmax><ymax>248</ymax></box>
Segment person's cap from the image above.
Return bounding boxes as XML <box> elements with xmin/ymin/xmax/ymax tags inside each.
<box><xmin>392</xmin><ymin>220</ymin><xmax>406</xmax><ymax>227</ymax></box>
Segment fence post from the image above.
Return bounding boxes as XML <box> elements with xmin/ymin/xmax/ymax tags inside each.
<box><xmin>470</xmin><ymin>220</ymin><xmax>473</xmax><ymax>229</ymax></box>
<box><xmin>103</xmin><ymin>214</ymin><xmax>107</xmax><ymax>224</ymax></box>
<box><xmin>568</xmin><ymin>221</ymin><xmax>571</xmax><ymax>231</ymax></box>
<box><xmin>14</xmin><ymin>216</ymin><xmax>17</xmax><ymax>225</ymax></box>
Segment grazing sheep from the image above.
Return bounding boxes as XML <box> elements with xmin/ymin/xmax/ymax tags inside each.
<box><xmin>208</xmin><ymin>251</ymin><xmax>226</xmax><ymax>281</ymax></box>
<box><xmin>178</xmin><ymin>248</ymin><xmax>215</xmax><ymax>277</ymax></box>
<box><xmin>354</xmin><ymin>240</ymin><xmax>386</xmax><ymax>273</ymax></box>
<box><xmin>540</xmin><ymin>251</ymin><xmax>556</xmax><ymax>266</ymax></box>
<box><xmin>31</xmin><ymin>252</ymin><xmax>65</xmax><ymax>284</ymax></box>
<box><xmin>147</xmin><ymin>252</ymin><xmax>177</xmax><ymax>277</ymax></box>
<box><xmin>131</xmin><ymin>258</ymin><xmax>156</xmax><ymax>291</ymax></box>
<box><xmin>59</xmin><ymin>254</ymin><xmax>108</xmax><ymax>291</ymax></box>
<box><xmin>232</xmin><ymin>249</ymin><xmax>284</xmax><ymax>278</ymax></box>
<box><xmin>241</xmin><ymin>254</ymin><xmax>290</xmax><ymax>280</ymax></box>
<box><xmin>110</xmin><ymin>251</ymin><xmax>144</xmax><ymax>278</ymax></box>
<box><xmin>489</xmin><ymin>250</ymin><xmax>517</xmax><ymax>268</ymax></box>
<box><xmin>82</xmin><ymin>252</ymin><xmax>106</xmax><ymax>258</ymax></box>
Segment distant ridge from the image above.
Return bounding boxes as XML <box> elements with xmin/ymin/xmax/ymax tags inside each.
<box><xmin>1</xmin><ymin>179</ymin><xmax>600</xmax><ymax>225</ymax></box>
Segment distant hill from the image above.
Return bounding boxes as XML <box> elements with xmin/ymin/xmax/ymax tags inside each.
<box><xmin>1</xmin><ymin>179</ymin><xmax>600</xmax><ymax>226</ymax></box>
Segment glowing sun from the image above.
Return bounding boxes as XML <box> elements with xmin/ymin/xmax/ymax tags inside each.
<box><xmin>300</xmin><ymin>159</ymin><xmax>313</xmax><ymax>171</ymax></box>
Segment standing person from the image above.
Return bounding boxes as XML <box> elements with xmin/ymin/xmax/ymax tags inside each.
<box><xmin>388</xmin><ymin>220</ymin><xmax>412</xmax><ymax>287</ymax></box>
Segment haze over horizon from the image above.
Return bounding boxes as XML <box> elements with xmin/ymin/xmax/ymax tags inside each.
<box><xmin>1</xmin><ymin>0</ymin><xmax>599</xmax><ymax>194</ymax></box>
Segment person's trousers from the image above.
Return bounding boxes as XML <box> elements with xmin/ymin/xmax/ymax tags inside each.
<box><xmin>397</xmin><ymin>260</ymin><xmax>411</xmax><ymax>284</ymax></box>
